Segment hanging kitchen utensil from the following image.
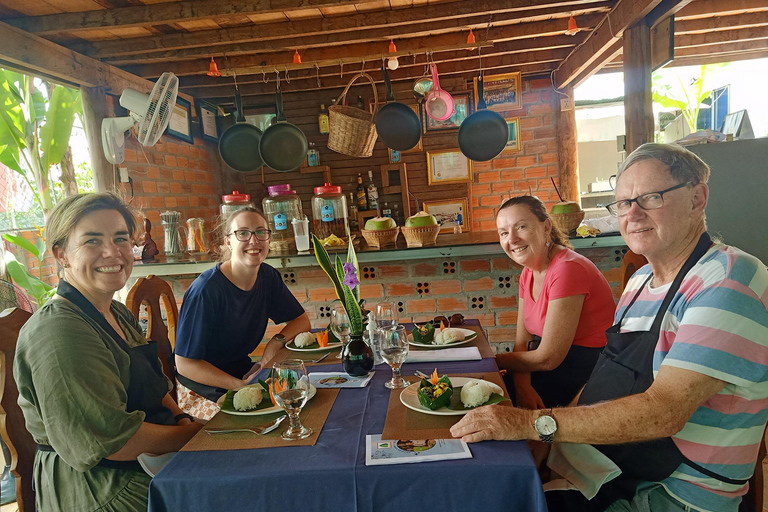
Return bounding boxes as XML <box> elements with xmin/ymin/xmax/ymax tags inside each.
<box><xmin>424</xmin><ymin>63</ymin><xmax>454</xmax><ymax>122</ymax></box>
<box><xmin>327</xmin><ymin>72</ymin><xmax>378</xmax><ymax>157</ymax></box>
<box><xmin>375</xmin><ymin>64</ymin><xmax>421</xmax><ymax>151</ymax></box>
<box><xmin>457</xmin><ymin>75</ymin><xmax>508</xmax><ymax>162</ymax></box>
<box><xmin>412</xmin><ymin>76</ymin><xmax>433</xmax><ymax>99</ymax></box>
<box><xmin>259</xmin><ymin>81</ymin><xmax>309</xmax><ymax>172</ymax></box>
<box><xmin>218</xmin><ymin>87</ymin><xmax>264</xmax><ymax>172</ymax></box>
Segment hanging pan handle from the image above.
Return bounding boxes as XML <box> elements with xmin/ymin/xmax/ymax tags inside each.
<box><xmin>382</xmin><ymin>64</ymin><xmax>395</xmax><ymax>103</ymax></box>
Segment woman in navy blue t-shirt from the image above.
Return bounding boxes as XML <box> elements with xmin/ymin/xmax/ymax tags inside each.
<box><xmin>175</xmin><ymin>207</ymin><xmax>310</xmax><ymax>420</ymax></box>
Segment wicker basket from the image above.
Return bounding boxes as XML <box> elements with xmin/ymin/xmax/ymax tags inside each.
<box><xmin>327</xmin><ymin>73</ymin><xmax>379</xmax><ymax>158</ymax></box>
<box><xmin>361</xmin><ymin>227</ymin><xmax>399</xmax><ymax>248</ymax></box>
<box><xmin>550</xmin><ymin>210</ymin><xmax>585</xmax><ymax>234</ymax></box>
<box><xmin>401</xmin><ymin>224</ymin><xmax>440</xmax><ymax>247</ymax></box>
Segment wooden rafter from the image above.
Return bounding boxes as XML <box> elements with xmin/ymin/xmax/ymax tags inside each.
<box><xmin>675</xmin><ymin>11</ymin><xmax>768</xmax><ymax>34</ymax></box>
<box><xmin>676</xmin><ymin>0</ymin><xmax>768</xmax><ymax>19</ymax></box>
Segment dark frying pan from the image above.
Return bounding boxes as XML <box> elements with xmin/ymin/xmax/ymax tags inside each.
<box><xmin>259</xmin><ymin>83</ymin><xmax>308</xmax><ymax>172</ymax></box>
<box><xmin>458</xmin><ymin>75</ymin><xmax>508</xmax><ymax>162</ymax></box>
<box><xmin>218</xmin><ymin>88</ymin><xmax>264</xmax><ymax>172</ymax></box>
<box><xmin>375</xmin><ymin>64</ymin><xmax>421</xmax><ymax>151</ymax></box>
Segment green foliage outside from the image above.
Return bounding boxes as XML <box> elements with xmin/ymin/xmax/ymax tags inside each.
<box><xmin>652</xmin><ymin>64</ymin><xmax>730</xmax><ymax>133</ymax></box>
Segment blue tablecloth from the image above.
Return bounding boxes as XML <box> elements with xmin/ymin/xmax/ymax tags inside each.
<box><xmin>148</xmin><ymin>359</ymin><xmax>548</xmax><ymax>512</ymax></box>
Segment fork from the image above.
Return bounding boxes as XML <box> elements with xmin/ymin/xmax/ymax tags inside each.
<box><xmin>205</xmin><ymin>415</ymin><xmax>286</xmax><ymax>435</ymax></box>
<box><xmin>302</xmin><ymin>352</ymin><xmax>330</xmax><ymax>364</ymax></box>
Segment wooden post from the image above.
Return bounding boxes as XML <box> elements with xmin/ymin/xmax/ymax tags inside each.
<box><xmin>623</xmin><ymin>22</ymin><xmax>654</xmax><ymax>154</ymax></box>
<box><xmin>80</xmin><ymin>86</ymin><xmax>116</xmax><ymax>192</ymax></box>
<box><xmin>556</xmin><ymin>85</ymin><xmax>580</xmax><ymax>205</ymax></box>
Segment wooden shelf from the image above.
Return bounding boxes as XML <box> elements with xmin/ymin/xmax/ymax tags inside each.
<box><xmin>299</xmin><ymin>165</ymin><xmax>331</xmax><ymax>183</ymax></box>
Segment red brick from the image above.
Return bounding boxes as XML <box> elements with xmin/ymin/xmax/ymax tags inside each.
<box><xmin>520</xmin><ymin>129</ymin><xmax>535</xmax><ymax>142</ymax></box>
<box><xmin>176</xmin><ymin>196</ymin><xmax>189</xmax><ymax>207</ymax></box>
<box><xmin>477</xmin><ymin>171</ymin><xmax>500</xmax><ymax>183</ymax></box>
<box><xmin>407</xmin><ymin>298</ymin><xmax>436</xmax><ymax>313</ymax></box>
<box><xmin>492</xmin><ymin>257</ymin><xmax>520</xmax><ymax>271</ymax></box>
<box><xmin>516</xmin><ymin>156</ymin><xmax>537</xmax><ymax>167</ymax></box>
<box><xmin>472</xmin><ymin>161</ymin><xmax>492</xmax><ymax>173</ymax></box>
<box><xmin>437</xmin><ymin>297</ymin><xmax>467</xmax><ymax>311</ymax></box>
<box><xmin>488</xmin><ymin>328</ymin><xmax>517</xmax><ymax>343</ymax></box>
<box><xmin>500</xmin><ymin>169</ymin><xmax>525</xmax><ymax>181</ymax></box>
<box><xmin>497</xmin><ymin>311</ymin><xmax>518</xmax><ymax>325</ymax></box>
<box><xmin>492</xmin><ymin>182</ymin><xmax>515</xmax><ymax>195</ymax></box>
<box><xmin>529</xmin><ymin>103</ymin><xmax>553</xmax><ymax>115</ymax></box>
<box><xmin>146</xmin><ymin>166</ymin><xmax>160</xmax><ymax>179</ymax></box>
<box><xmin>184</xmin><ymin>170</ymin><xmax>197</xmax><ymax>182</ymax></box>
<box><xmin>189</xmin><ymin>196</ymin><xmax>199</xmax><ymax>207</ymax></box>
<box><xmin>471</xmin><ymin>196</ymin><xmax>480</xmax><ymax>208</ymax></box>
<box><xmin>492</xmin><ymin>157</ymin><xmax>517</xmax><ymax>170</ymax></box>
<box><xmin>385</xmin><ymin>283</ymin><xmax>416</xmax><ymax>296</ymax></box>
<box><xmin>177</xmin><ymin>157</ymin><xmax>189</xmax><ymax>168</ymax></box>
<box><xmin>164</xmin><ymin>196</ymin><xmax>178</xmax><ymax>207</ymax></box>
<box><xmin>547</xmin><ymin>164</ymin><xmax>559</xmax><ymax>176</ymax></box>
<box><xmin>472</xmin><ymin>221</ymin><xmax>481</xmax><ymax>231</ymax></box>
<box><xmin>542</xmin><ymin>113</ymin><xmax>555</xmax><ymax>127</ymax></box>
<box><xmin>170</xmin><ymin>182</ymin><xmax>183</xmax><ymax>194</ymax></box>
<box><xmin>473</xmin><ymin>313</ymin><xmax>496</xmax><ymax>327</ymax></box>
<box><xmin>521</xmin><ymin>116</ymin><xmax>543</xmax><ymax>129</ymax></box>
<box><xmin>464</xmin><ymin>277</ymin><xmax>495</xmax><ymax>291</ymax></box>
<box><xmin>472</xmin><ymin>183</ymin><xmax>491</xmax><ymax>195</ymax></box>
<box><xmin>479</xmin><ymin>220</ymin><xmax>497</xmax><ymax>231</ymax></box>
<box><xmin>526</xmin><ymin>166</ymin><xmax>547</xmax><ymax>178</ymax></box>
<box><xmin>308</xmin><ymin>286</ymin><xmax>338</xmax><ymax>302</ymax></box>
<box><xmin>159</xmin><ymin>168</ymin><xmax>172</xmax><ymax>179</ymax></box>
<box><xmin>522</xmin><ymin>91</ymin><xmax>540</xmax><ymax>104</ymax></box>
<box><xmin>534</xmin><ymin>127</ymin><xmax>556</xmax><ymax>139</ymax></box>
<box><xmin>157</xmin><ymin>181</ymin><xmax>171</xmax><ymax>194</ymax></box>
<box><xmin>429</xmin><ymin>280</ymin><xmax>461</xmax><ymax>295</ymax></box>
<box><xmin>172</xmin><ymin>170</ymin><xmax>185</xmax><ymax>181</ymax></box>
<box><xmin>540</xmin><ymin>152</ymin><xmax>558</xmax><ymax>164</ymax></box>
<box><xmin>479</xmin><ymin>194</ymin><xmax>503</xmax><ymax>207</ymax></box>
<box><xmin>124</xmin><ymin>149</ymin><xmax>137</xmax><ymax>162</ymax></box>
<box><xmin>413</xmin><ymin>263</ymin><xmax>438</xmax><ymax>276</ymax></box>
<box><xmin>164</xmin><ymin>155</ymin><xmax>177</xmax><ymax>167</ymax></box>
<box><xmin>359</xmin><ymin>284</ymin><xmax>383</xmax><ymax>299</ymax></box>
<box><xmin>461</xmin><ymin>259</ymin><xmax>490</xmax><ymax>273</ymax></box>
<box><xmin>528</xmin><ymin>78</ymin><xmax>552</xmax><ymax>90</ymax></box>
<box><xmin>377</xmin><ymin>265</ymin><xmax>407</xmax><ymax>279</ymax></box>
<box><xmin>166</xmin><ymin>143</ymin><xmax>180</xmax><ymax>154</ymax></box>
<box><xmin>141</xmin><ymin>181</ymin><xmax>157</xmax><ymax>193</ymax></box>
<box><xmin>473</xmin><ymin>207</ymin><xmax>495</xmax><ymax>220</ymax></box>
<box><xmin>490</xmin><ymin>295</ymin><xmax>518</xmax><ymax>308</ymax></box>
<box><xmin>540</xmin><ymin>90</ymin><xmax>553</xmax><ymax>102</ymax></box>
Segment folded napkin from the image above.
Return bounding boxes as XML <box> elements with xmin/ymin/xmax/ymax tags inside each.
<box><xmin>543</xmin><ymin>443</ymin><xmax>621</xmax><ymax>499</ymax></box>
<box><xmin>405</xmin><ymin>347</ymin><xmax>482</xmax><ymax>363</ymax></box>
<box><xmin>138</xmin><ymin>451</ymin><xmax>177</xmax><ymax>477</ymax></box>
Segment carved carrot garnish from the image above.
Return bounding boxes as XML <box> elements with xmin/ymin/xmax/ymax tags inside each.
<box><xmin>317</xmin><ymin>330</ymin><xmax>330</xmax><ymax>347</ymax></box>
<box><xmin>430</xmin><ymin>368</ymin><xmax>439</xmax><ymax>385</ymax></box>
<box><xmin>440</xmin><ymin>321</ymin><xmax>446</xmax><ymax>331</ymax></box>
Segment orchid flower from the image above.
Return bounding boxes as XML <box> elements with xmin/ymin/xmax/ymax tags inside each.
<box><xmin>342</xmin><ymin>262</ymin><xmax>360</xmax><ymax>288</ymax></box>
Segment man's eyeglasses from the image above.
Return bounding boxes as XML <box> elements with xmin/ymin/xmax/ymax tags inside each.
<box><xmin>229</xmin><ymin>229</ymin><xmax>272</xmax><ymax>242</ymax></box>
<box><xmin>605</xmin><ymin>181</ymin><xmax>692</xmax><ymax>217</ymax></box>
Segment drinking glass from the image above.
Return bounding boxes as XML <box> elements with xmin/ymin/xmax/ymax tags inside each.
<box><xmin>271</xmin><ymin>359</ymin><xmax>313</xmax><ymax>440</ymax></box>
<box><xmin>330</xmin><ymin>303</ymin><xmax>351</xmax><ymax>360</ymax></box>
<box><xmin>375</xmin><ymin>301</ymin><xmax>398</xmax><ymax>331</ymax></box>
<box><xmin>381</xmin><ymin>325</ymin><xmax>409</xmax><ymax>389</ymax></box>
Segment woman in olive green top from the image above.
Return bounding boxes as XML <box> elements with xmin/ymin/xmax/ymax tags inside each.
<box><xmin>14</xmin><ymin>193</ymin><xmax>202</xmax><ymax>511</ymax></box>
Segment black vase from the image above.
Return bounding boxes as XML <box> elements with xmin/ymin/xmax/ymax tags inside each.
<box><xmin>342</xmin><ymin>334</ymin><xmax>374</xmax><ymax>377</ymax></box>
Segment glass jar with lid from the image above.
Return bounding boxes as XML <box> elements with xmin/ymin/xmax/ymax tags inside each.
<box><xmin>311</xmin><ymin>183</ymin><xmax>348</xmax><ymax>240</ymax></box>
<box><xmin>262</xmin><ymin>184</ymin><xmax>303</xmax><ymax>252</ymax></box>
<box><xmin>220</xmin><ymin>191</ymin><xmax>255</xmax><ymax>219</ymax></box>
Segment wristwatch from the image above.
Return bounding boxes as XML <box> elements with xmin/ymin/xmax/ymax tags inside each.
<box><xmin>534</xmin><ymin>409</ymin><xmax>557</xmax><ymax>443</ymax></box>
<box><xmin>271</xmin><ymin>333</ymin><xmax>288</xmax><ymax>346</ymax></box>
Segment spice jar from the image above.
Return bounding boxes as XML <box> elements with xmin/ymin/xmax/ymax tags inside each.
<box><xmin>220</xmin><ymin>191</ymin><xmax>254</xmax><ymax>219</ymax></box>
<box><xmin>262</xmin><ymin>184</ymin><xmax>303</xmax><ymax>252</ymax></box>
<box><xmin>311</xmin><ymin>183</ymin><xmax>348</xmax><ymax>240</ymax></box>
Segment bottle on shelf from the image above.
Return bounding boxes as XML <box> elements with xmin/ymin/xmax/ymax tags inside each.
<box><xmin>318</xmin><ymin>104</ymin><xmax>329</xmax><ymax>135</ymax></box>
<box><xmin>366</xmin><ymin>170</ymin><xmax>379</xmax><ymax>211</ymax></box>
<box><xmin>306</xmin><ymin>141</ymin><xmax>319</xmax><ymax>167</ymax></box>
<box><xmin>382</xmin><ymin>202</ymin><xmax>392</xmax><ymax>218</ymax></box>
<box><xmin>349</xmin><ymin>193</ymin><xmax>359</xmax><ymax>230</ymax></box>
<box><xmin>453</xmin><ymin>219</ymin><xmax>462</xmax><ymax>234</ymax></box>
<box><xmin>356</xmin><ymin>174</ymin><xmax>368</xmax><ymax>210</ymax></box>
<box><xmin>356</xmin><ymin>95</ymin><xmax>364</xmax><ymax>109</ymax></box>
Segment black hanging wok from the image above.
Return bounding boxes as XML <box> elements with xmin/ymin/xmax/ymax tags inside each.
<box><xmin>218</xmin><ymin>88</ymin><xmax>264</xmax><ymax>172</ymax></box>
<box><xmin>259</xmin><ymin>83</ymin><xmax>308</xmax><ymax>172</ymax></box>
<box><xmin>375</xmin><ymin>64</ymin><xmax>421</xmax><ymax>151</ymax></box>
<box><xmin>458</xmin><ymin>75</ymin><xmax>508</xmax><ymax>162</ymax></box>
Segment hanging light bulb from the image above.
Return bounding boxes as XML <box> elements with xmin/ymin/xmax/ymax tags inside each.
<box><xmin>565</xmin><ymin>15</ymin><xmax>579</xmax><ymax>36</ymax></box>
<box><xmin>387</xmin><ymin>39</ymin><xmax>399</xmax><ymax>70</ymax></box>
<box><xmin>467</xmin><ymin>29</ymin><xmax>476</xmax><ymax>51</ymax></box>
<box><xmin>206</xmin><ymin>57</ymin><xmax>221</xmax><ymax>77</ymax></box>
<box><xmin>293</xmin><ymin>49</ymin><xmax>302</xmax><ymax>64</ymax></box>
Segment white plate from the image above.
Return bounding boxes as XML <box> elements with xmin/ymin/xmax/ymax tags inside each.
<box><xmin>399</xmin><ymin>377</ymin><xmax>503</xmax><ymax>416</ymax></box>
<box><xmin>286</xmin><ymin>341</ymin><xmax>343</xmax><ymax>352</ymax></box>
<box><xmin>407</xmin><ymin>328</ymin><xmax>478</xmax><ymax>348</ymax></box>
<box><xmin>217</xmin><ymin>384</ymin><xmax>317</xmax><ymax>416</ymax></box>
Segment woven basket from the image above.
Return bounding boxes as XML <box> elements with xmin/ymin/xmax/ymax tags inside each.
<box><xmin>327</xmin><ymin>73</ymin><xmax>379</xmax><ymax>158</ymax></box>
<box><xmin>361</xmin><ymin>227</ymin><xmax>399</xmax><ymax>248</ymax></box>
<box><xmin>550</xmin><ymin>210</ymin><xmax>585</xmax><ymax>234</ymax></box>
<box><xmin>401</xmin><ymin>224</ymin><xmax>440</xmax><ymax>247</ymax></box>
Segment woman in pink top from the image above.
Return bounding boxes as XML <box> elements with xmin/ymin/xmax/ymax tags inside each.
<box><xmin>495</xmin><ymin>196</ymin><xmax>616</xmax><ymax>408</ymax></box>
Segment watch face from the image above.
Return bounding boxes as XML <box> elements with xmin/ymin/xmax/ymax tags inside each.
<box><xmin>535</xmin><ymin>415</ymin><xmax>556</xmax><ymax>435</ymax></box>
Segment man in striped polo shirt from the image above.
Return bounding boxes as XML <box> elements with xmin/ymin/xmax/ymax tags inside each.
<box><xmin>452</xmin><ymin>143</ymin><xmax>768</xmax><ymax>512</ymax></box>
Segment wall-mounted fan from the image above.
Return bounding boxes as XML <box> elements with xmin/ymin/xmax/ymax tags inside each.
<box><xmin>101</xmin><ymin>72</ymin><xmax>179</xmax><ymax>164</ymax></box>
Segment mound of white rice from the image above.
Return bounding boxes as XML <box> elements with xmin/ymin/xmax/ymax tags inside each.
<box><xmin>233</xmin><ymin>386</ymin><xmax>263</xmax><ymax>411</ymax></box>
<box><xmin>294</xmin><ymin>331</ymin><xmax>317</xmax><ymax>348</ymax></box>
<box><xmin>461</xmin><ymin>380</ymin><xmax>492</xmax><ymax>408</ymax></box>
<box><xmin>434</xmin><ymin>327</ymin><xmax>466</xmax><ymax>345</ymax></box>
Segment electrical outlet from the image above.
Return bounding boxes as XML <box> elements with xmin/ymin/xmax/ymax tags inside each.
<box><xmin>560</xmin><ymin>98</ymin><xmax>574</xmax><ymax>111</ymax></box>
<box><xmin>119</xmin><ymin>167</ymin><xmax>129</xmax><ymax>183</ymax></box>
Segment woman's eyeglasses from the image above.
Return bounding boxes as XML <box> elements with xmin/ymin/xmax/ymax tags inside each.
<box><xmin>229</xmin><ymin>229</ymin><xmax>272</xmax><ymax>241</ymax></box>
<box><xmin>605</xmin><ymin>181</ymin><xmax>691</xmax><ymax>217</ymax></box>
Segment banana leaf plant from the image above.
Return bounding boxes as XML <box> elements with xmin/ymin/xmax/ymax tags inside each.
<box><xmin>652</xmin><ymin>64</ymin><xmax>729</xmax><ymax>133</ymax></box>
<box><xmin>2</xmin><ymin>230</ymin><xmax>54</xmax><ymax>307</ymax></box>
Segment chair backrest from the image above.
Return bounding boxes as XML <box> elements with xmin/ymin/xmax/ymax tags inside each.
<box><xmin>620</xmin><ymin>250</ymin><xmax>648</xmax><ymax>294</ymax></box>
<box><xmin>0</xmin><ymin>307</ymin><xmax>35</xmax><ymax>511</ymax></box>
<box><xmin>125</xmin><ymin>275</ymin><xmax>179</xmax><ymax>400</ymax></box>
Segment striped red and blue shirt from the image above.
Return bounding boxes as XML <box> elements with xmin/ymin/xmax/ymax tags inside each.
<box><xmin>618</xmin><ymin>243</ymin><xmax>768</xmax><ymax>512</ymax></box>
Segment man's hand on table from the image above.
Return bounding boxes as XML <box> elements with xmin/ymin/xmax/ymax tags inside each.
<box><xmin>450</xmin><ymin>405</ymin><xmax>536</xmax><ymax>443</ymax></box>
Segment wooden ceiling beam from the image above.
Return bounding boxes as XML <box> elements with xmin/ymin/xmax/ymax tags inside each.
<box><xmin>74</xmin><ymin>0</ymin><xmax>611</xmax><ymax>58</ymax></box>
<box><xmin>184</xmin><ymin>48</ymin><xmax>568</xmax><ymax>100</ymax></box>
<box><xmin>675</xmin><ymin>11</ymin><xmax>768</xmax><ymax>34</ymax></box>
<box><xmin>676</xmin><ymin>27</ymin><xmax>768</xmax><ymax>49</ymax></box>
<box><xmin>676</xmin><ymin>0</ymin><xmax>768</xmax><ymax>19</ymax></box>
<box><xmin>2</xmin><ymin>0</ymin><xmax>388</xmax><ymax>35</ymax></box>
<box><xmin>558</xmin><ymin>37</ymin><xmax>623</xmax><ymax>89</ymax></box>
<box><xmin>553</xmin><ymin>0</ymin><xmax>674</xmax><ymax>89</ymax></box>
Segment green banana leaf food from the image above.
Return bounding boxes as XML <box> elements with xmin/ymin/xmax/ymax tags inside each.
<box><xmin>417</xmin><ymin>375</ymin><xmax>453</xmax><ymax>410</ymax></box>
<box><xmin>412</xmin><ymin>322</ymin><xmax>435</xmax><ymax>344</ymax></box>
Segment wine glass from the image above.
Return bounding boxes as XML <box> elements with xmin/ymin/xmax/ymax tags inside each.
<box><xmin>330</xmin><ymin>303</ymin><xmax>351</xmax><ymax>359</ymax></box>
<box><xmin>381</xmin><ymin>325</ymin><xmax>409</xmax><ymax>389</ymax></box>
<box><xmin>375</xmin><ymin>301</ymin><xmax>398</xmax><ymax>331</ymax></box>
<box><xmin>271</xmin><ymin>359</ymin><xmax>313</xmax><ymax>440</ymax></box>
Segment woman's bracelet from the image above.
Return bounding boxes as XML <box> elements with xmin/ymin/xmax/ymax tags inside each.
<box><xmin>175</xmin><ymin>413</ymin><xmax>194</xmax><ymax>423</ymax></box>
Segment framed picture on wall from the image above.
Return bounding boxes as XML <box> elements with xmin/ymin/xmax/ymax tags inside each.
<box><xmin>370</xmin><ymin>100</ymin><xmax>422</xmax><ymax>152</ymax></box>
<box><xmin>424</xmin><ymin>198</ymin><xmax>469</xmax><ymax>233</ymax></box>
<box><xmin>474</xmin><ymin>72</ymin><xmax>522</xmax><ymax>112</ymax></box>
<box><xmin>426</xmin><ymin>149</ymin><xmax>472</xmax><ymax>185</ymax></box>
<box><xmin>503</xmin><ymin>116</ymin><xmax>521</xmax><ymax>154</ymax></box>
<box><xmin>422</xmin><ymin>92</ymin><xmax>472</xmax><ymax>132</ymax></box>
<box><xmin>198</xmin><ymin>101</ymin><xmax>218</xmax><ymax>142</ymax></box>
<box><xmin>166</xmin><ymin>96</ymin><xmax>194</xmax><ymax>144</ymax></box>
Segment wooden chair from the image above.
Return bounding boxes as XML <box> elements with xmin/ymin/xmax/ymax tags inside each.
<box><xmin>620</xmin><ymin>250</ymin><xmax>648</xmax><ymax>293</ymax></box>
<box><xmin>125</xmin><ymin>275</ymin><xmax>179</xmax><ymax>400</ymax></box>
<box><xmin>0</xmin><ymin>308</ymin><xmax>34</xmax><ymax>511</ymax></box>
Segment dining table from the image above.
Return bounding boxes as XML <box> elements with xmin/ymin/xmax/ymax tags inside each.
<box><xmin>148</xmin><ymin>321</ymin><xmax>548</xmax><ymax>512</ymax></box>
